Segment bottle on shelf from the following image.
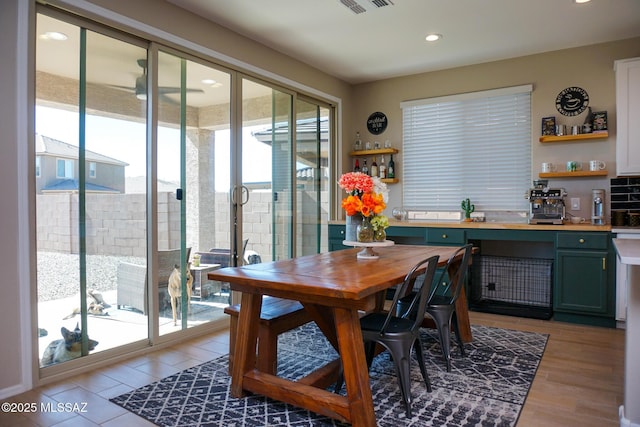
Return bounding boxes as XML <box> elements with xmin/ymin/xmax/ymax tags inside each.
<box><xmin>362</xmin><ymin>159</ymin><xmax>369</xmax><ymax>176</ymax></box>
<box><xmin>353</xmin><ymin>132</ymin><xmax>362</xmax><ymax>151</ymax></box>
<box><xmin>379</xmin><ymin>155</ymin><xmax>386</xmax><ymax>179</ymax></box>
<box><xmin>387</xmin><ymin>154</ymin><xmax>395</xmax><ymax>179</ymax></box>
<box><xmin>370</xmin><ymin>157</ymin><xmax>378</xmax><ymax>177</ymax></box>
<box><xmin>354</xmin><ymin>158</ymin><xmax>360</xmax><ymax>172</ymax></box>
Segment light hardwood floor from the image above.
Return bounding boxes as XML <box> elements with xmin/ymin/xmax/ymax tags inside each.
<box><xmin>0</xmin><ymin>311</ymin><xmax>625</xmax><ymax>426</ymax></box>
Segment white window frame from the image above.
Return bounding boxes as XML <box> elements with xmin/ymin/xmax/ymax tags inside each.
<box><xmin>400</xmin><ymin>85</ymin><xmax>532</xmax><ymax>213</ymax></box>
<box><xmin>56</xmin><ymin>158</ymin><xmax>74</xmax><ymax>179</ymax></box>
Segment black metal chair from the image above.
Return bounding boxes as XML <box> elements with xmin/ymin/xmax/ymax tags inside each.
<box><xmin>334</xmin><ymin>255</ymin><xmax>440</xmax><ymax>417</ymax></box>
<box><xmin>398</xmin><ymin>244</ymin><xmax>473</xmax><ymax>372</ymax></box>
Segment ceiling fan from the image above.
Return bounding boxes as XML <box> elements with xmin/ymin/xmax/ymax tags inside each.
<box><xmin>109</xmin><ymin>58</ymin><xmax>204</xmax><ymax>103</ymax></box>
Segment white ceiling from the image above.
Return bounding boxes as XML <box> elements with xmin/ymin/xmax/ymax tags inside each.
<box><xmin>166</xmin><ymin>0</ymin><xmax>640</xmax><ymax>84</ymax></box>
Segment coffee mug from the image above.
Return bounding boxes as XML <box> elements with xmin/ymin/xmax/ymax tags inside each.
<box><xmin>541</xmin><ymin>162</ymin><xmax>556</xmax><ymax>173</ymax></box>
<box><xmin>566</xmin><ymin>161</ymin><xmax>582</xmax><ymax>172</ymax></box>
<box><xmin>570</xmin><ymin>216</ymin><xmax>586</xmax><ymax>224</ymax></box>
<box><xmin>589</xmin><ymin>160</ymin><xmax>606</xmax><ymax>171</ymax></box>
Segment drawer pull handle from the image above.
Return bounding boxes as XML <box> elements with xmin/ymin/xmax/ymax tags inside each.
<box><xmin>579</xmin><ymin>238</ymin><xmax>585</xmax><ymax>244</ymax></box>
<box><xmin>340</xmin><ymin>230</ymin><xmax>344</xmax><ymax>235</ymax></box>
<box><xmin>442</xmin><ymin>234</ymin><xmax>448</xmax><ymax>239</ymax></box>
<box><xmin>602</xmin><ymin>257</ymin><xmax>606</xmax><ymax>270</ymax></box>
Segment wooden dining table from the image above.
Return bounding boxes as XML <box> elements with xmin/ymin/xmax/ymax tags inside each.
<box><xmin>208</xmin><ymin>244</ymin><xmax>473</xmax><ymax>427</ymax></box>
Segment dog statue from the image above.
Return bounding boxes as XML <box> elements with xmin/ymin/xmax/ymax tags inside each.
<box><xmin>168</xmin><ymin>263</ymin><xmax>193</xmax><ymax>325</ymax></box>
<box><xmin>40</xmin><ymin>323</ymin><xmax>98</xmax><ymax>367</ymax></box>
<box><xmin>63</xmin><ymin>289</ymin><xmax>111</xmax><ymax>320</ymax></box>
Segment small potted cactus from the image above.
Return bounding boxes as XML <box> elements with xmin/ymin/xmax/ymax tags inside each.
<box><xmin>461</xmin><ymin>198</ymin><xmax>475</xmax><ymax>222</ymax></box>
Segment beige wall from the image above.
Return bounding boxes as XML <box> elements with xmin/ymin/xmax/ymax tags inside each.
<box><xmin>348</xmin><ymin>37</ymin><xmax>640</xmax><ymax>219</ymax></box>
<box><xmin>0</xmin><ymin>0</ymin><xmax>30</xmax><ymax>399</ymax></box>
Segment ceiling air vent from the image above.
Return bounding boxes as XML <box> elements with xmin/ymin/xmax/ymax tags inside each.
<box><xmin>340</xmin><ymin>0</ymin><xmax>367</xmax><ymax>14</ymax></box>
<box><xmin>339</xmin><ymin>0</ymin><xmax>394</xmax><ymax>14</ymax></box>
<box><xmin>368</xmin><ymin>0</ymin><xmax>394</xmax><ymax>8</ymax></box>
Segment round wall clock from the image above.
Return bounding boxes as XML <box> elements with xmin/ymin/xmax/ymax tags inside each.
<box><xmin>555</xmin><ymin>87</ymin><xmax>589</xmax><ymax>116</ymax></box>
<box><xmin>366</xmin><ymin>111</ymin><xmax>388</xmax><ymax>135</ymax></box>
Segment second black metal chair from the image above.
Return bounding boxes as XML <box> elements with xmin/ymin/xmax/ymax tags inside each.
<box><xmin>397</xmin><ymin>243</ymin><xmax>473</xmax><ymax>372</ymax></box>
<box><xmin>334</xmin><ymin>255</ymin><xmax>440</xmax><ymax>417</ymax></box>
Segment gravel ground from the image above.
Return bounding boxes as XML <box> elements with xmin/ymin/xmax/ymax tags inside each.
<box><xmin>36</xmin><ymin>251</ymin><xmax>144</xmax><ymax>302</ymax></box>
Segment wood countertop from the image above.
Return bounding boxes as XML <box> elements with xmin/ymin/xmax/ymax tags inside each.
<box><xmin>330</xmin><ymin>219</ymin><xmax>611</xmax><ymax>232</ymax></box>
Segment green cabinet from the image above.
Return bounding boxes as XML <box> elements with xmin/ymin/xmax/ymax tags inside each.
<box><xmin>426</xmin><ymin>228</ymin><xmax>466</xmax><ymax>246</ymax></box>
<box><xmin>328</xmin><ymin>224</ymin><xmax>349</xmax><ymax>251</ymax></box>
<box><xmin>327</xmin><ymin>224</ymin><xmax>615</xmax><ymax>327</ymax></box>
<box><xmin>554</xmin><ymin>232</ymin><xmax>614</xmax><ymax>325</ymax></box>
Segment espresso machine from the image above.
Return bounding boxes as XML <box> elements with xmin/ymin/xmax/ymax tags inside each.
<box><xmin>591</xmin><ymin>189</ymin><xmax>606</xmax><ymax>225</ymax></box>
<box><xmin>526</xmin><ymin>180</ymin><xmax>567</xmax><ymax>225</ymax></box>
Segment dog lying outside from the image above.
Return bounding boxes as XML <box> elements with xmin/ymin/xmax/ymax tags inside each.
<box><xmin>63</xmin><ymin>288</ymin><xmax>111</xmax><ymax>320</ymax></box>
<box><xmin>40</xmin><ymin>323</ymin><xmax>98</xmax><ymax>367</ymax></box>
<box><xmin>168</xmin><ymin>263</ymin><xmax>193</xmax><ymax>326</ymax></box>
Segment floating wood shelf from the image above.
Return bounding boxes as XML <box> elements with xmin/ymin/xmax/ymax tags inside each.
<box><xmin>381</xmin><ymin>178</ymin><xmax>399</xmax><ymax>184</ymax></box>
<box><xmin>349</xmin><ymin>148</ymin><xmax>399</xmax><ymax>156</ymax></box>
<box><xmin>539</xmin><ymin>170</ymin><xmax>608</xmax><ymax>178</ymax></box>
<box><xmin>539</xmin><ymin>132</ymin><xmax>608</xmax><ymax>143</ymax></box>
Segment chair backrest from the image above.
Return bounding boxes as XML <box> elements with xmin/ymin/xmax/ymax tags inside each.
<box><xmin>381</xmin><ymin>255</ymin><xmax>440</xmax><ymax>333</ymax></box>
<box><xmin>427</xmin><ymin>244</ymin><xmax>473</xmax><ymax>306</ymax></box>
<box><xmin>157</xmin><ymin>247</ymin><xmax>191</xmax><ymax>285</ymax></box>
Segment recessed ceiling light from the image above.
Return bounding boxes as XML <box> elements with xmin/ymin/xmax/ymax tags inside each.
<box><xmin>574</xmin><ymin>0</ymin><xmax>591</xmax><ymax>3</ymax></box>
<box><xmin>201</xmin><ymin>79</ymin><xmax>216</xmax><ymax>85</ymax></box>
<box><xmin>425</xmin><ymin>34</ymin><xmax>442</xmax><ymax>42</ymax></box>
<box><xmin>40</xmin><ymin>31</ymin><xmax>68</xmax><ymax>41</ymax></box>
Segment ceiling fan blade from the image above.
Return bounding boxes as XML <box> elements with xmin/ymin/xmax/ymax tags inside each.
<box><xmin>104</xmin><ymin>84</ymin><xmax>136</xmax><ymax>93</ymax></box>
<box><xmin>158</xmin><ymin>86</ymin><xmax>205</xmax><ymax>95</ymax></box>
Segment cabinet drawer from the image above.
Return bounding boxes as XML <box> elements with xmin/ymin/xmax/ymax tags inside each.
<box><xmin>329</xmin><ymin>225</ymin><xmax>346</xmax><ymax>240</ymax></box>
<box><xmin>556</xmin><ymin>232</ymin><xmax>609</xmax><ymax>250</ymax></box>
<box><xmin>426</xmin><ymin>228</ymin><xmax>466</xmax><ymax>245</ymax></box>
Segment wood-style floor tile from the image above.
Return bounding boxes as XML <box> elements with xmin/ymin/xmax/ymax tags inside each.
<box><xmin>2</xmin><ymin>314</ymin><xmax>624</xmax><ymax>426</ymax></box>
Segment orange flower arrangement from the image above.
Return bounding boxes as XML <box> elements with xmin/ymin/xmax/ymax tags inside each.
<box><xmin>338</xmin><ymin>172</ymin><xmax>387</xmax><ymax>217</ymax></box>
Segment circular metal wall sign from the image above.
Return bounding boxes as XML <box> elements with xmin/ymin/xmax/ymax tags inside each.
<box><xmin>367</xmin><ymin>111</ymin><xmax>388</xmax><ymax>135</ymax></box>
<box><xmin>555</xmin><ymin>87</ymin><xmax>589</xmax><ymax>116</ymax></box>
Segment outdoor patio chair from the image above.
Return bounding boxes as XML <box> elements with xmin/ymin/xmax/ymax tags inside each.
<box><xmin>116</xmin><ymin>247</ymin><xmax>191</xmax><ymax>315</ymax></box>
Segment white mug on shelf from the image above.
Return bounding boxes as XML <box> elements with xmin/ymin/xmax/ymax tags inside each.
<box><xmin>541</xmin><ymin>162</ymin><xmax>556</xmax><ymax>173</ymax></box>
<box><xmin>589</xmin><ymin>160</ymin><xmax>606</xmax><ymax>171</ymax></box>
<box><xmin>570</xmin><ymin>216</ymin><xmax>586</xmax><ymax>224</ymax></box>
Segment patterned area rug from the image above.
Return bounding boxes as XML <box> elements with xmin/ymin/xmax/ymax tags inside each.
<box><xmin>111</xmin><ymin>323</ymin><xmax>548</xmax><ymax>426</ymax></box>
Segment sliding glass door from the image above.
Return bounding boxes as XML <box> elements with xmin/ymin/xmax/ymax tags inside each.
<box><xmin>34</xmin><ymin>5</ymin><xmax>334</xmax><ymax>376</ymax></box>
<box><xmin>157</xmin><ymin>50</ymin><xmax>233</xmax><ymax>334</ymax></box>
<box><xmin>240</xmin><ymin>81</ymin><xmax>331</xmax><ymax>263</ymax></box>
<box><xmin>295</xmin><ymin>99</ymin><xmax>330</xmax><ymax>256</ymax></box>
<box><xmin>36</xmin><ymin>13</ymin><xmax>150</xmax><ymax>368</ymax></box>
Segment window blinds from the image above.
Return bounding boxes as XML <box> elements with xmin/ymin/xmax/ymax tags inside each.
<box><xmin>400</xmin><ymin>85</ymin><xmax>532</xmax><ymax>212</ymax></box>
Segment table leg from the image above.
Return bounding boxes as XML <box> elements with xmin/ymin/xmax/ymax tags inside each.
<box><xmin>448</xmin><ymin>258</ymin><xmax>473</xmax><ymax>343</ymax></box>
<box><xmin>333</xmin><ymin>307</ymin><xmax>377</xmax><ymax>427</ymax></box>
<box><xmin>230</xmin><ymin>292</ymin><xmax>262</xmax><ymax>397</ymax></box>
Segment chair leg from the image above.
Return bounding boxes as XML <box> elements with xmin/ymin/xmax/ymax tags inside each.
<box><xmin>413</xmin><ymin>338</ymin><xmax>432</xmax><ymax>392</ymax></box>
<box><xmin>430</xmin><ymin>310</ymin><xmax>453</xmax><ymax>372</ymax></box>
<box><xmin>452</xmin><ymin>312</ymin><xmax>465</xmax><ymax>357</ymax></box>
<box><xmin>389</xmin><ymin>344</ymin><xmax>414</xmax><ymax>418</ymax></box>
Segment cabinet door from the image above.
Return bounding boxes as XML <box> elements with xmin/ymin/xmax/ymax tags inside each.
<box><xmin>328</xmin><ymin>224</ymin><xmax>349</xmax><ymax>251</ymax></box>
<box><xmin>615</xmin><ymin>57</ymin><xmax>640</xmax><ymax>175</ymax></box>
<box><xmin>555</xmin><ymin>249</ymin><xmax>609</xmax><ymax>314</ymax></box>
